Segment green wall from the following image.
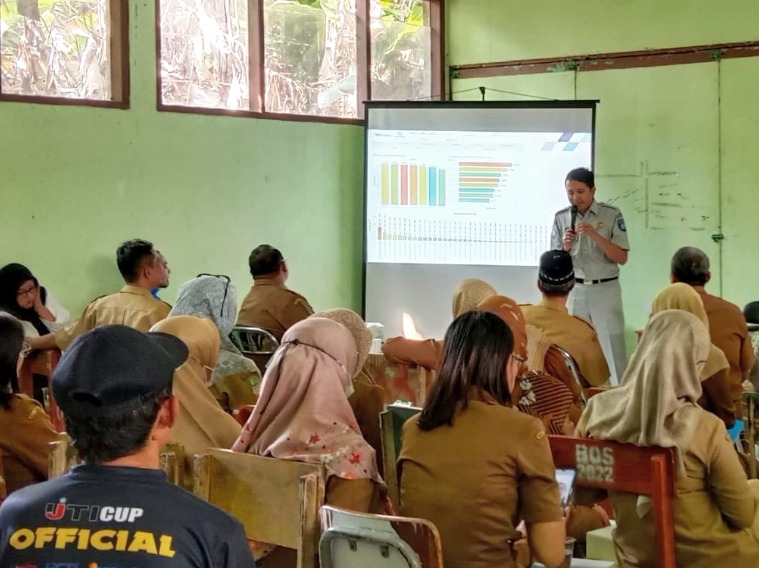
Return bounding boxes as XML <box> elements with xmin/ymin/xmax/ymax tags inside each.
<box><xmin>0</xmin><ymin>1</ymin><xmax>365</xmax><ymax>317</ymax></box>
<box><xmin>448</xmin><ymin>0</ymin><xmax>759</xmax><ymax>347</ymax></box>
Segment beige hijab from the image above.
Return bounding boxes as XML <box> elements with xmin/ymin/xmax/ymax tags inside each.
<box><xmin>313</xmin><ymin>308</ymin><xmax>372</xmax><ymax>379</ymax></box>
<box><xmin>451</xmin><ymin>278</ymin><xmax>497</xmax><ymax>318</ymax></box>
<box><xmin>151</xmin><ymin>316</ymin><xmax>242</xmax><ymax>483</ymax></box>
<box><xmin>651</xmin><ymin>283</ymin><xmax>729</xmax><ymax>380</ymax></box>
<box><xmin>577</xmin><ymin>310</ymin><xmax>708</xmax><ymax>476</ymax></box>
<box><xmin>232</xmin><ymin>318</ymin><xmax>381</xmax><ymax>482</ymax></box>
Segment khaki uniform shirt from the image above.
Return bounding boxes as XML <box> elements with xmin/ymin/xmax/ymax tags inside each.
<box><xmin>399</xmin><ymin>393</ymin><xmax>562</xmax><ymax>568</ymax></box>
<box><xmin>0</xmin><ymin>395</ymin><xmax>59</xmax><ymax>494</ymax></box>
<box><xmin>610</xmin><ymin>411</ymin><xmax>759</xmax><ymax>568</ymax></box>
<box><xmin>54</xmin><ymin>285</ymin><xmax>171</xmax><ymax>350</ymax></box>
<box><xmin>551</xmin><ymin>200</ymin><xmax>629</xmax><ymax>280</ymax></box>
<box><xmin>521</xmin><ymin>299</ymin><xmax>610</xmax><ymax>386</ymax></box>
<box><xmin>236</xmin><ymin>278</ymin><xmax>313</xmax><ymax>342</ymax></box>
<box><xmin>698</xmin><ymin>290</ymin><xmax>755</xmax><ymax>419</ymax></box>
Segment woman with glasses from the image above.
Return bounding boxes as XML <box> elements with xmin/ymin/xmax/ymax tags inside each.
<box><xmin>170</xmin><ymin>275</ymin><xmax>262</xmax><ymax>412</ymax></box>
<box><xmin>0</xmin><ymin>263</ymin><xmax>70</xmax><ymax>337</ymax></box>
<box><xmin>398</xmin><ymin>310</ymin><xmax>566</xmax><ymax>568</ymax></box>
<box><xmin>0</xmin><ymin>315</ymin><xmax>58</xmax><ymax>494</ymax></box>
<box><xmin>151</xmin><ymin>316</ymin><xmax>241</xmax><ymax>487</ymax></box>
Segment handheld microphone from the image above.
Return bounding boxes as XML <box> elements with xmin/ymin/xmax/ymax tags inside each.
<box><xmin>570</xmin><ymin>205</ymin><xmax>578</xmax><ymax>232</ymax></box>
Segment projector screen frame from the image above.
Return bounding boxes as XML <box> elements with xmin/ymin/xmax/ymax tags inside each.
<box><xmin>361</xmin><ymin>99</ymin><xmax>598</xmax><ymax>320</ymax></box>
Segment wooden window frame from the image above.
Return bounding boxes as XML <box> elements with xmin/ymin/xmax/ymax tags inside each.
<box><xmin>155</xmin><ymin>0</ymin><xmax>445</xmax><ymax>125</ymax></box>
<box><xmin>0</xmin><ymin>0</ymin><xmax>130</xmax><ymax>109</ymax></box>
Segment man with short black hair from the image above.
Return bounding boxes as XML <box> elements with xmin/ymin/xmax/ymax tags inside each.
<box><xmin>0</xmin><ymin>325</ymin><xmax>255</xmax><ymax>567</ymax></box>
<box><xmin>552</xmin><ymin>168</ymin><xmax>630</xmax><ymax>385</ymax></box>
<box><xmin>671</xmin><ymin>246</ymin><xmax>755</xmax><ymax>415</ymax></box>
<box><xmin>237</xmin><ymin>244</ymin><xmax>313</xmax><ymax>341</ymax></box>
<box><xmin>522</xmin><ymin>250</ymin><xmax>610</xmax><ymax>386</ymax></box>
<box><xmin>28</xmin><ymin>239</ymin><xmax>172</xmax><ymax>350</ymax></box>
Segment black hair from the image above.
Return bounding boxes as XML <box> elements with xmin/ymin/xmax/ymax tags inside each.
<box><xmin>565</xmin><ymin>167</ymin><xmax>595</xmax><ymax>188</ymax></box>
<box><xmin>0</xmin><ymin>315</ymin><xmax>23</xmax><ymax>409</ymax></box>
<box><xmin>671</xmin><ymin>246</ymin><xmax>710</xmax><ymax>286</ymax></box>
<box><xmin>539</xmin><ymin>279</ymin><xmax>575</xmax><ymax>298</ymax></box>
<box><xmin>116</xmin><ymin>239</ymin><xmax>156</xmax><ymax>283</ymax></box>
<box><xmin>248</xmin><ymin>244</ymin><xmax>284</xmax><ymax>278</ymax></box>
<box><xmin>64</xmin><ymin>388</ymin><xmax>172</xmax><ymax>464</ymax></box>
<box><xmin>417</xmin><ymin>311</ymin><xmax>514</xmax><ymax>431</ymax></box>
<box><xmin>0</xmin><ymin>263</ymin><xmax>49</xmax><ymax>335</ymax></box>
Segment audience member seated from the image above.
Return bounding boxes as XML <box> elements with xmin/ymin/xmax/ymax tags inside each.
<box><xmin>651</xmin><ymin>283</ymin><xmax>734</xmax><ymax>427</ymax></box>
<box><xmin>233</xmin><ymin>317</ymin><xmax>386</xmax><ymax>511</ymax></box>
<box><xmin>381</xmin><ymin>277</ymin><xmax>497</xmax><ymax>367</ymax></box>
<box><xmin>0</xmin><ymin>263</ymin><xmax>70</xmax><ymax>337</ymax></box>
<box><xmin>743</xmin><ymin>301</ymin><xmax>759</xmax><ymax>392</ymax></box>
<box><xmin>170</xmin><ymin>274</ymin><xmax>261</xmax><ymax>411</ymax></box>
<box><xmin>577</xmin><ymin>310</ymin><xmax>759</xmax><ymax>568</ymax></box>
<box><xmin>385</xmin><ymin>291</ymin><xmax>585</xmax><ymax>425</ymax></box>
<box><xmin>26</xmin><ymin>239</ymin><xmax>172</xmax><ymax>351</ymax></box>
<box><xmin>0</xmin><ymin>316</ymin><xmax>58</xmax><ymax>494</ymax></box>
<box><xmin>151</xmin><ymin>316</ymin><xmax>242</xmax><ymax>486</ymax></box>
<box><xmin>312</xmin><ymin>308</ymin><xmax>385</xmax><ymax>474</ymax></box>
<box><xmin>0</xmin><ymin>325</ymin><xmax>255</xmax><ymax>568</ymax></box>
<box><xmin>398</xmin><ymin>310</ymin><xmax>566</xmax><ymax>568</ymax></box>
<box><xmin>521</xmin><ymin>250</ymin><xmax>610</xmax><ymax>387</ymax></box>
<box><xmin>671</xmin><ymin>246</ymin><xmax>755</xmax><ymax>414</ymax></box>
<box><xmin>236</xmin><ymin>245</ymin><xmax>313</xmax><ymax>342</ymax></box>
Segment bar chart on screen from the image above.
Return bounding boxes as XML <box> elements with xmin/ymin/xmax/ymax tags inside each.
<box><xmin>380</xmin><ymin>162</ymin><xmax>447</xmax><ymax>206</ymax></box>
<box><xmin>368</xmin><ymin>214</ymin><xmax>551</xmax><ymax>266</ymax></box>
<box><xmin>458</xmin><ymin>161</ymin><xmax>513</xmax><ymax>204</ymax></box>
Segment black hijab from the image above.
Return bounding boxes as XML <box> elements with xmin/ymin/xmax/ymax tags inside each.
<box><xmin>0</xmin><ymin>263</ymin><xmax>50</xmax><ymax>336</ymax></box>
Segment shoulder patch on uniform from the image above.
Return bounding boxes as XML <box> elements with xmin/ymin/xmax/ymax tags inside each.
<box><xmin>615</xmin><ymin>212</ymin><xmax>627</xmax><ymax>232</ymax></box>
<box><xmin>536</xmin><ymin>430</ymin><xmax>546</xmax><ymax>440</ymax></box>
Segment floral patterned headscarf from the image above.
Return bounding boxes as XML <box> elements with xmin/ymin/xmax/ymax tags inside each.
<box><xmin>232</xmin><ymin>317</ymin><xmax>381</xmax><ymax>482</ymax></box>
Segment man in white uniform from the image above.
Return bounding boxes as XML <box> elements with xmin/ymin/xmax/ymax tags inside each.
<box><xmin>551</xmin><ymin>168</ymin><xmax>630</xmax><ymax>385</ymax></box>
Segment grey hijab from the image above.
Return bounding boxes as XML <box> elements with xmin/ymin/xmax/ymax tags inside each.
<box><xmin>170</xmin><ymin>276</ymin><xmax>260</xmax><ymax>382</ymax></box>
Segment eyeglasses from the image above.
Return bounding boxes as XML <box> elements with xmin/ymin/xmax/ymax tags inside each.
<box><xmin>197</xmin><ymin>273</ymin><xmax>231</xmax><ymax>315</ymax></box>
<box><xmin>20</xmin><ymin>342</ymin><xmax>32</xmax><ymax>358</ymax></box>
<box><xmin>16</xmin><ymin>285</ymin><xmax>36</xmax><ymax>298</ymax></box>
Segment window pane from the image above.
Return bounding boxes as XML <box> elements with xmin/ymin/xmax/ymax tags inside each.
<box><xmin>160</xmin><ymin>0</ymin><xmax>250</xmax><ymax>110</ymax></box>
<box><xmin>0</xmin><ymin>0</ymin><xmax>112</xmax><ymax>99</ymax></box>
<box><xmin>264</xmin><ymin>0</ymin><xmax>357</xmax><ymax>119</ymax></box>
<box><xmin>370</xmin><ymin>0</ymin><xmax>432</xmax><ymax>101</ymax></box>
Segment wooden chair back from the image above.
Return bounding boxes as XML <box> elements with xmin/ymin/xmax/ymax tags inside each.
<box><xmin>552</xmin><ymin>345</ymin><xmax>588</xmax><ymax>403</ymax></box>
<box><xmin>160</xmin><ymin>442</ymin><xmax>185</xmax><ymax>486</ymax></box>
<box><xmin>0</xmin><ymin>447</ymin><xmax>7</xmax><ymax>505</ymax></box>
<box><xmin>194</xmin><ymin>449</ymin><xmax>326</xmax><ymax>568</ymax></box>
<box><xmin>319</xmin><ymin>505</ymin><xmax>443</xmax><ymax>568</ymax></box>
<box><xmin>380</xmin><ymin>404</ymin><xmax>422</xmax><ymax>505</ymax></box>
<box><xmin>742</xmin><ymin>391</ymin><xmax>759</xmax><ymax>478</ymax></box>
<box><xmin>584</xmin><ymin>387</ymin><xmax>610</xmax><ymax>400</ymax></box>
<box><xmin>548</xmin><ymin>436</ymin><xmax>677</xmax><ymax>568</ymax></box>
<box><xmin>19</xmin><ymin>348</ymin><xmax>64</xmax><ymax>431</ymax></box>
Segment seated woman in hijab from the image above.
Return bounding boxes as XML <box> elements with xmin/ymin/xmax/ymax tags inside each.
<box><xmin>577</xmin><ymin>310</ymin><xmax>759</xmax><ymax>568</ymax></box>
<box><xmin>311</xmin><ymin>308</ymin><xmax>385</xmax><ymax>475</ymax></box>
<box><xmin>382</xmin><ymin>278</ymin><xmax>496</xmax><ymax>368</ymax></box>
<box><xmin>651</xmin><ymin>283</ymin><xmax>735</xmax><ymax>427</ymax></box>
<box><xmin>150</xmin><ymin>316</ymin><xmax>242</xmax><ymax>487</ymax></box>
<box><xmin>398</xmin><ymin>310</ymin><xmax>566</xmax><ymax>568</ymax></box>
<box><xmin>170</xmin><ymin>275</ymin><xmax>261</xmax><ymax>412</ymax></box>
<box><xmin>0</xmin><ymin>315</ymin><xmax>59</xmax><ymax>494</ymax></box>
<box><xmin>233</xmin><ymin>317</ymin><xmax>387</xmax><ymax>566</ymax></box>
<box><xmin>0</xmin><ymin>263</ymin><xmax>70</xmax><ymax>337</ymax></box>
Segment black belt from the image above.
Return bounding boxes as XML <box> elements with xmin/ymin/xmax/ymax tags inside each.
<box><xmin>576</xmin><ymin>276</ymin><xmax>618</xmax><ymax>285</ymax></box>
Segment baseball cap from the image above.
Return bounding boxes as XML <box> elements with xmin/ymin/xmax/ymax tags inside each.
<box><xmin>539</xmin><ymin>250</ymin><xmax>575</xmax><ymax>285</ymax></box>
<box><xmin>53</xmin><ymin>325</ymin><xmax>189</xmax><ymax>418</ymax></box>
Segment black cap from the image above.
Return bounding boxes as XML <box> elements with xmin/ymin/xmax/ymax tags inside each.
<box><xmin>53</xmin><ymin>325</ymin><xmax>188</xmax><ymax>418</ymax></box>
<box><xmin>539</xmin><ymin>250</ymin><xmax>575</xmax><ymax>285</ymax></box>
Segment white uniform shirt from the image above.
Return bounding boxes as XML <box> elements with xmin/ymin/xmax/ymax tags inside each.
<box><xmin>551</xmin><ymin>200</ymin><xmax>629</xmax><ymax>280</ymax></box>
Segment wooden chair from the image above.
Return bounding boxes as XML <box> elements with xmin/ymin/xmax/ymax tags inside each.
<box><xmin>19</xmin><ymin>348</ymin><xmax>64</xmax><ymax>432</ymax></box>
<box><xmin>742</xmin><ymin>391</ymin><xmax>759</xmax><ymax>478</ymax></box>
<box><xmin>379</xmin><ymin>404</ymin><xmax>421</xmax><ymax>506</ymax></box>
<box><xmin>0</xmin><ymin>448</ymin><xmax>7</xmax><ymax>505</ymax></box>
<box><xmin>548</xmin><ymin>436</ymin><xmax>677</xmax><ymax>568</ymax></box>
<box><xmin>584</xmin><ymin>387</ymin><xmax>610</xmax><ymax>400</ymax></box>
<box><xmin>160</xmin><ymin>442</ymin><xmax>185</xmax><ymax>486</ymax></box>
<box><xmin>319</xmin><ymin>505</ymin><xmax>443</xmax><ymax>568</ymax></box>
<box><xmin>194</xmin><ymin>449</ymin><xmax>326</xmax><ymax>568</ymax></box>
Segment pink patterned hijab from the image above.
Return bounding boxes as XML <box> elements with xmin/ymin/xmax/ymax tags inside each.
<box><xmin>232</xmin><ymin>317</ymin><xmax>381</xmax><ymax>482</ymax></box>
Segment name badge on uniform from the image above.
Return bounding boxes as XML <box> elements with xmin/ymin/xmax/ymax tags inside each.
<box><xmin>597</xmin><ymin>222</ymin><xmax>604</xmax><ymax>229</ymax></box>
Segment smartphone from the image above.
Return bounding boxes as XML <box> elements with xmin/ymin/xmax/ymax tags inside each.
<box><xmin>555</xmin><ymin>468</ymin><xmax>577</xmax><ymax>508</ymax></box>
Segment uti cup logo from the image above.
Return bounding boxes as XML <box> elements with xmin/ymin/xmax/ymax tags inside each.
<box><xmin>45</xmin><ymin>498</ymin><xmax>143</xmax><ymax>523</ymax></box>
